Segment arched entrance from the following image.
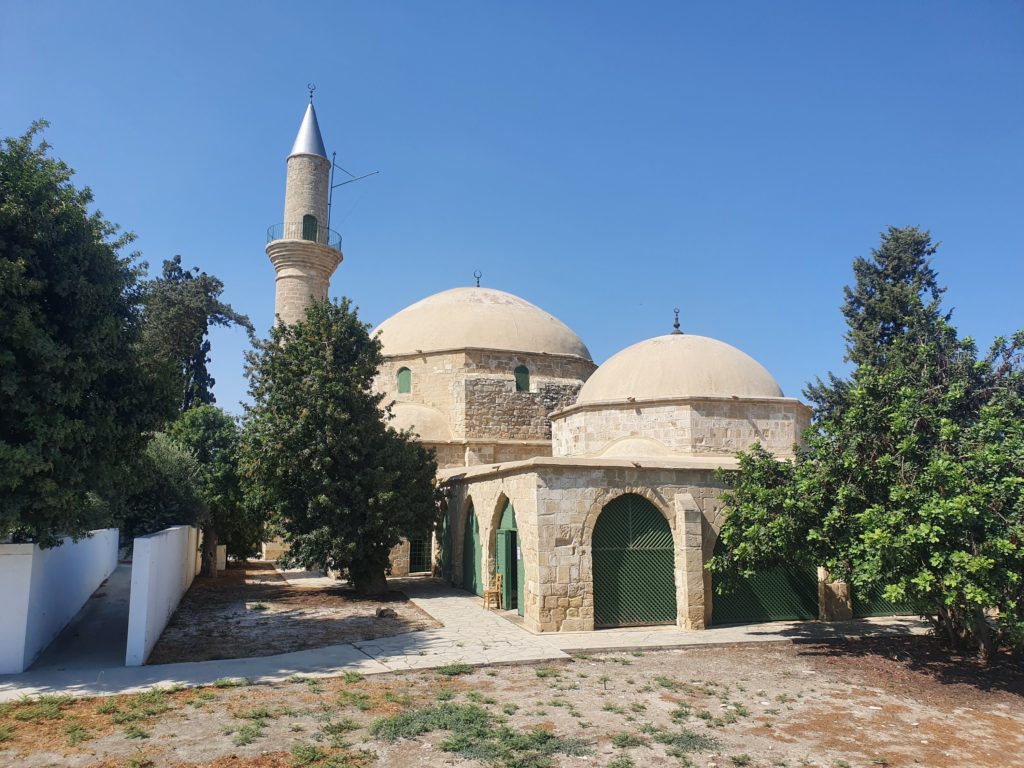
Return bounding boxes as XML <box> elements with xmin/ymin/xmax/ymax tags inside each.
<box><xmin>462</xmin><ymin>504</ymin><xmax>482</xmax><ymax>596</ymax></box>
<box><xmin>710</xmin><ymin>538</ymin><xmax>818</xmax><ymax>625</ymax></box>
<box><xmin>592</xmin><ymin>494</ymin><xmax>676</xmax><ymax>628</ymax></box>
<box><xmin>495</xmin><ymin>500</ymin><xmax>524</xmax><ymax>616</ymax></box>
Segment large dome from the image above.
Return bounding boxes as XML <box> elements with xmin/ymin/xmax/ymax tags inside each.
<box><xmin>374</xmin><ymin>287</ymin><xmax>591</xmax><ymax>359</ymax></box>
<box><xmin>577</xmin><ymin>334</ymin><xmax>783</xmax><ymax>405</ymax></box>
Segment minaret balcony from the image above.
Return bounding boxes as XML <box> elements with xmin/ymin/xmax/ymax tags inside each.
<box><xmin>266</xmin><ymin>221</ymin><xmax>342</xmax><ymax>253</ymax></box>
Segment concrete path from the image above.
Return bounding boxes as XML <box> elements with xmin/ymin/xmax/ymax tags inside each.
<box><xmin>29</xmin><ymin>563</ymin><xmax>132</xmax><ymax>673</ymax></box>
<box><xmin>0</xmin><ymin>571</ymin><xmax>928</xmax><ymax>702</ymax></box>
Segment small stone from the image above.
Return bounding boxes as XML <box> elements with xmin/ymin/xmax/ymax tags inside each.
<box><xmin>375</xmin><ymin>607</ymin><xmax>398</xmax><ymax>619</ymax></box>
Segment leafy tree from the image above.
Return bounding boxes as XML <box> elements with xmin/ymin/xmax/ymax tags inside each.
<box><xmin>0</xmin><ymin>122</ymin><xmax>161</xmax><ymax>546</ymax></box>
<box><xmin>240</xmin><ymin>299</ymin><xmax>442</xmax><ymax>594</ymax></box>
<box><xmin>709</xmin><ymin>227</ymin><xmax>1024</xmax><ymax>659</ymax></box>
<box><xmin>116</xmin><ymin>432</ymin><xmax>205</xmax><ymax>545</ymax></box>
<box><xmin>140</xmin><ymin>255</ymin><xmax>253</xmax><ymax>418</ymax></box>
<box><xmin>167</xmin><ymin>404</ymin><xmax>261</xmax><ymax>576</ymax></box>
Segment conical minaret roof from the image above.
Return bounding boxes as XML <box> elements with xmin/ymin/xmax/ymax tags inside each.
<box><xmin>289</xmin><ymin>102</ymin><xmax>327</xmax><ymax>158</ymax></box>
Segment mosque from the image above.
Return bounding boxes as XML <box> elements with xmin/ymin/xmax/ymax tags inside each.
<box><xmin>266</xmin><ymin>98</ymin><xmax>865</xmax><ymax>634</ymax></box>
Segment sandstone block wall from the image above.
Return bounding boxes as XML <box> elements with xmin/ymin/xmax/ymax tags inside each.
<box><xmin>552</xmin><ymin>398</ymin><xmax>810</xmax><ymax>459</ymax></box>
<box><xmin>445</xmin><ymin>464</ymin><xmax>730</xmax><ymax>633</ymax></box>
<box><xmin>284</xmin><ymin>154</ymin><xmax>330</xmax><ymax>228</ymax></box>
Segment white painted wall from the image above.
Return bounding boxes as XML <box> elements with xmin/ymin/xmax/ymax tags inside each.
<box><xmin>0</xmin><ymin>529</ymin><xmax>119</xmax><ymax>674</ymax></box>
<box><xmin>125</xmin><ymin>525</ymin><xmax>200</xmax><ymax>666</ymax></box>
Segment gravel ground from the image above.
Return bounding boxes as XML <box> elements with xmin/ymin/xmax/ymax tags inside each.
<box><xmin>3</xmin><ymin>637</ymin><xmax>1022</xmax><ymax>767</ymax></box>
<box><xmin>146</xmin><ymin>562</ymin><xmax>440</xmax><ymax>664</ymax></box>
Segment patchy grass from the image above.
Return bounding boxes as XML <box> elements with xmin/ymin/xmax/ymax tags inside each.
<box><xmin>11</xmin><ymin>694</ymin><xmax>71</xmax><ymax>722</ymax></box>
<box><xmin>211</xmin><ymin>677</ymin><xmax>250</xmax><ymax>688</ymax></box>
<box><xmin>611</xmin><ymin>731</ymin><xmax>648</xmax><ymax>748</ymax></box>
<box><xmin>342</xmin><ymin>671</ymin><xmax>365</xmax><ymax>684</ymax></box>
<box><xmin>437</xmin><ymin>663</ymin><xmax>474</xmax><ymax>677</ymax></box>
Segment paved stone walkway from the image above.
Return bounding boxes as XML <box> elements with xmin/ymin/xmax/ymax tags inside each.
<box><xmin>0</xmin><ymin>572</ymin><xmax>928</xmax><ymax>702</ymax></box>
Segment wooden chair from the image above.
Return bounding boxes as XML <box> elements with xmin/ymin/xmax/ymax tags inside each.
<box><xmin>483</xmin><ymin>573</ymin><xmax>503</xmax><ymax>610</ymax></box>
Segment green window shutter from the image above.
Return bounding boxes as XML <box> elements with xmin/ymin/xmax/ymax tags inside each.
<box><xmin>397</xmin><ymin>367</ymin><xmax>412</xmax><ymax>394</ymax></box>
<box><xmin>408</xmin><ymin>534</ymin><xmax>431</xmax><ymax>573</ymax></box>
<box><xmin>592</xmin><ymin>494</ymin><xmax>676</xmax><ymax>628</ymax></box>
<box><xmin>496</xmin><ymin>501</ymin><xmax>521</xmax><ymax>613</ymax></box>
<box><xmin>302</xmin><ymin>214</ymin><xmax>318</xmax><ymax>241</ymax></box>
<box><xmin>514</xmin><ymin>365</ymin><xmax>530</xmax><ymax>392</ymax></box>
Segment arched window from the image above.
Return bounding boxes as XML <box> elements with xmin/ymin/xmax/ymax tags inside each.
<box><xmin>397</xmin><ymin>367</ymin><xmax>412</xmax><ymax>394</ymax></box>
<box><xmin>514</xmin><ymin>365</ymin><xmax>530</xmax><ymax>392</ymax></box>
<box><xmin>302</xmin><ymin>214</ymin><xmax>318</xmax><ymax>242</ymax></box>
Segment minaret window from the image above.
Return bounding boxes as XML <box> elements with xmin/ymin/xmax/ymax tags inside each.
<box><xmin>397</xmin><ymin>367</ymin><xmax>412</xmax><ymax>394</ymax></box>
<box><xmin>514</xmin><ymin>366</ymin><xmax>530</xmax><ymax>392</ymax></box>
<box><xmin>302</xmin><ymin>214</ymin><xmax>319</xmax><ymax>242</ymax></box>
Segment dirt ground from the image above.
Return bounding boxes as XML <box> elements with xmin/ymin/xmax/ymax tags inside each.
<box><xmin>3</xmin><ymin>636</ymin><xmax>1023</xmax><ymax>768</ymax></box>
<box><xmin>146</xmin><ymin>563</ymin><xmax>440</xmax><ymax>664</ymax></box>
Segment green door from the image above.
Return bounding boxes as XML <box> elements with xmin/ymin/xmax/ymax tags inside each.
<box><xmin>438</xmin><ymin>513</ymin><xmax>452</xmax><ymax>582</ymax></box>
<box><xmin>711</xmin><ymin>539</ymin><xmax>818</xmax><ymax>625</ymax></box>
<box><xmin>462</xmin><ymin>505</ymin><xmax>482</xmax><ymax>596</ymax></box>
<box><xmin>592</xmin><ymin>494</ymin><xmax>676</xmax><ymax>628</ymax></box>
<box><xmin>496</xmin><ymin>501</ymin><xmax>524</xmax><ymax>615</ymax></box>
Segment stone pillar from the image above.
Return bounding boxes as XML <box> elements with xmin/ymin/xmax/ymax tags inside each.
<box><xmin>676</xmin><ymin>493</ymin><xmax>706</xmax><ymax>630</ymax></box>
<box><xmin>818</xmin><ymin>567</ymin><xmax>853</xmax><ymax>621</ymax></box>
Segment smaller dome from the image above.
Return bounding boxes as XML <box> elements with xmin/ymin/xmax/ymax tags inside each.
<box><xmin>577</xmin><ymin>334</ymin><xmax>783</xmax><ymax>405</ymax></box>
<box><xmin>390</xmin><ymin>403</ymin><xmax>452</xmax><ymax>442</ymax></box>
<box><xmin>374</xmin><ymin>287</ymin><xmax>591</xmax><ymax>360</ymax></box>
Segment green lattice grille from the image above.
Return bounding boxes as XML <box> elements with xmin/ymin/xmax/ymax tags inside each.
<box><xmin>462</xmin><ymin>506</ymin><xmax>483</xmax><ymax>596</ymax></box>
<box><xmin>408</xmin><ymin>534</ymin><xmax>431</xmax><ymax>573</ymax></box>
<box><xmin>852</xmin><ymin>587</ymin><xmax>920</xmax><ymax>618</ymax></box>
<box><xmin>711</xmin><ymin>539</ymin><xmax>818</xmax><ymax>625</ymax></box>
<box><xmin>593</xmin><ymin>494</ymin><xmax>676</xmax><ymax>628</ymax></box>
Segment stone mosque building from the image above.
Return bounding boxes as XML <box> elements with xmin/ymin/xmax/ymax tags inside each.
<box><xmin>266</xmin><ymin>98</ymin><xmax>875</xmax><ymax>634</ymax></box>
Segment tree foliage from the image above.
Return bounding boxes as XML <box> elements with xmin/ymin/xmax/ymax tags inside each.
<box><xmin>167</xmin><ymin>405</ymin><xmax>261</xmax><ymax>572</ymax></box>
<box><xmin>0</xmin><ymin>122</ymin><xmax>161</xmax><ymax>545</ymax></box>
<box><xmin>709</xmin><ymin>227</ymin><xmax>1024</xmax><ymax>658</ymax></box>
<box><xmin>240</xmin><ymin>299</ymin><xmax>441</xmax><ymax>594</ymax></box>
<box><xmin>116</xmin><ymin>432</ymin><xmax>205</xmax><ymax>545</ymax></box>
<box><xmin>140</xmin><ymin>255</ymin><xmax>252</xmax><ymax>418</ymax></box>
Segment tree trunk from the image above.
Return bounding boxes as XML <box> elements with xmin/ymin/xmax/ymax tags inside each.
<box><xmin>352</xmin><ymin>567</ymin><xmax>389</xmax><ymax>596</ymax></box>
<box><xmin>201</xmin><ymin>525</ymin><xmax>218</xmax><ymax>578</ymax></box>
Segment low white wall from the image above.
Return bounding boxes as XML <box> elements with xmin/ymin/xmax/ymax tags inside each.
<box><xmin>0</xmin><ymin>529</ymin><xmax>119</xmax><ymax>674</ymax></box>
<box><xmin>125</xmin><ymin>525</ymin><xmax>200</xmax><ymax>666</ymax></box>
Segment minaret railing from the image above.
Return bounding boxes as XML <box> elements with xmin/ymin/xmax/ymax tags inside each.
<box><xmin>266</xmin><ymin>222</ymin><xmax>342</xmax><ymax>252</ymax></box>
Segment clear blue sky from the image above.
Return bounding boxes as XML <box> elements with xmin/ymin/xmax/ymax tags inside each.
<box><xmin>3</xmin><ymin>1</ymin><xmax>1022</xmax><ymax>414</ymax></box>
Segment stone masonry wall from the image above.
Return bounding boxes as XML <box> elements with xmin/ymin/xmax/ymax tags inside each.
<box><xmin>374</xmin><ymin>349</ymin><xmax>594</xmax><ymax>465</ymax></box>
<box><xmin>552</xmin><ymin>399</ymin><xmax>810</xmax><ymax>459</ymax></box>
<box><xmin>446</xmin><ymin>465</ymin><xmax>729</xmax><ymax>633</ymax></box>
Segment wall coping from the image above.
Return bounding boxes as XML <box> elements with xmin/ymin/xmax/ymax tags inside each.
<box><xmin>439</xmin><ymin>454</ymin><xmax>739</xmax><ymax>484</ymax></box>
<box><xmin>380</xmin><ymin>346</ymin><xmax>596</xmax><ymax>366</ymax></box>
<box><xmin>549</xmin><ymin>394</ymin><xmax>812</xmax><ymax>421</ymax></box>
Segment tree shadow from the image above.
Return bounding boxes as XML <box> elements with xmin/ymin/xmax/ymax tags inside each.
<box><xmin>792</xmin><ymin>632</ymin><xmax>1024</xmax><ymax>698</ymax></box>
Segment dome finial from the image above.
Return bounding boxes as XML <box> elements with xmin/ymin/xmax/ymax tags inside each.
<box><xmin>473</xmin><ymin>270</ymin><xmax>482</xmax><ymax>288</ymax></box>
<box><xmin>672</xmin><ymin>307</ymin><xmax>682</xmax><ymax>335</ymax></box>
<box><xmin>307</xmin><ymin>82</ymin><xmax>316</xmax><ymax>103</ymax></box>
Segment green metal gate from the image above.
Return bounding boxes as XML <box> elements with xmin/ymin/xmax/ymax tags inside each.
<box><xmin>711</xmin><ymin>539</ymin><xmax>818</xmax><ymax>625</ymax></box>
<box><xmin>853</xmin><ymin>587</ymin><xmax>920</xmax><ymax>618</ymax></box>
<box><xmin>496</xmin><ymin>500</ymin><xmax>524</xmax><ymax>616</ymax></box>
<box><xmin>592</xmin><ymin>494</ymin><xmax>676</xmax><ymax>628</ymax></box>
<box><xmin>462</xmin><ymin>505</ymin><xmax>482</xmax><ymax>596</ymax></box>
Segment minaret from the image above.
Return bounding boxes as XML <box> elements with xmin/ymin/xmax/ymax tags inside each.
<box><xmin>266</xmin><ymin>92</ymin><xmax>343</xmax><ymax>325</ymax></box>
